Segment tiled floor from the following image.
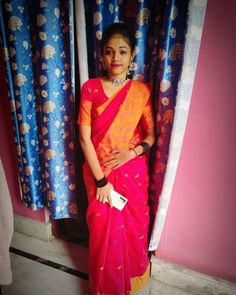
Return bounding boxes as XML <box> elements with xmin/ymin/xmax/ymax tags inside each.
<box><xmin>0</xmin><ymin>232</ymin><xmax>213</xmax><ymax>295</ymax></box>
<box><xmin>2</xmin><ymin>253</ymin><xmax>89</xmax><ymax>295</ymax></box>
<box><xmin>2</xmin><ymin>232</ymin><xmax>89</xmax><ymax>295</ymax></box>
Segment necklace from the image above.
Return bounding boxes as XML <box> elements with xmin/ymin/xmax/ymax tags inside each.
<box><xmin>110</xmin><ymin>77</ymin><xmax>127</xmax><ymax>87</ymax></box>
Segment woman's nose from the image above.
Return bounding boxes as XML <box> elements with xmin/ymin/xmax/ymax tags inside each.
<box><xmin>112</xmin><ymin>52</ymin><xmax>119</xmax><ymax>61</ymax></box>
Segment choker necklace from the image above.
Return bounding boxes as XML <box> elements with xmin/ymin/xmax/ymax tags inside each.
<box><xmin>110</xmin><ymin>77</ymin><xmax>127</xmax><ymax>87</ymax></box>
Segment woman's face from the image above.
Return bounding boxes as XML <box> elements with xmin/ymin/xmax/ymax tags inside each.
<box><xmin>102</xmin><ymin>34</ymin><xmax>133</xmax><ymax>79</ymax></box>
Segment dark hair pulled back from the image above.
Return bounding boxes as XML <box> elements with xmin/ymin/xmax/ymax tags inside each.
<box><xmin>101</xmin><ymin>22</ymin><xmax>136</xmax><ymax>54</ymax></box>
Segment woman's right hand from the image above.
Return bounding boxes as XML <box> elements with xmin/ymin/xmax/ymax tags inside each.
<box><xmin>96</xmin><ymin>182</ymin><xmax>114</xmax><ymax>208</ymax></box>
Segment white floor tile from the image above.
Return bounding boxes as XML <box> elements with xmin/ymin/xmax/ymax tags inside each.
<box><xmin>2</xmin><ymin>253</ymin><xmax>89</xmax><ymax>295</ymax></box>
<box><xmin>11</xmin><ymin>232</ymin><xmax>88</xmax><ymax>274</ymax></box>
<box><xmin>150</xmin><ymin>280</ymin><xmax>191</xmax><ymax>295</ymax></box>
<box><xmin>6</xmin><ymin>232</ymin><xmax>229</xmax><ymax>295</ymax></box>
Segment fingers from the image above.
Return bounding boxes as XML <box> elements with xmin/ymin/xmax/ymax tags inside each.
<box><xmin>96</xmin><ymin>194</ymin><xmax>112</xmax><ymax>207</ymax></box>
<box><xmin>104</xmin><ymin>159</ymin><xmax>119</xmax><ymax>168</ymax></box>
<box><xmin>103</xmin><ymin>149</ymin><xmax>129</xmax><ymax>169</ymax></box>
<box><xmin>107</xmin><ymin>192</ymin><xmax>113</xmax><ymax>208</ymax></box>
<box><xmin>113</xmin><ymin>163</ymin><xmax>121</xmax><ymax>169</ymax></box>
<box><xmin>96</xmin><ymin>183</ymin><xmax>113</xmax><ymax>208</ymax></box>
<box><xmin>112</xmin><ymin>150</ymin><xmax>119</xmax><ymax>154</ymax></box>
<box><xmin>103</xmin><ymin>155</ymin><xmax>115</xmax><ymax>164</ymax></box>
<box><xmin>103</xmin><ymin>160</ymin><xmax>118</xmax><ymax>168</ymax></box>
<box><xmin>103</xmin><ymin>150</ymin><xmax>120</xmax><ymax>163</ymax></box>
<box><xmin>96</xmin><ymin>194</ymin><xmax>107</xmax><ymax>204</ymax></box>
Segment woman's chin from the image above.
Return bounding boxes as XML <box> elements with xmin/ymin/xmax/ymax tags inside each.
<box><xmin>107</xmin><ymin>70</ymin><xmax>126</xmax><ymax>78</ymax></box>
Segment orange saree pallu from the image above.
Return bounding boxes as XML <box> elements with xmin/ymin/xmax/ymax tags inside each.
<box><xmin>78</xmin><ymin>78</ymin><xmax>155</xmax><ymax>295</ymax></box>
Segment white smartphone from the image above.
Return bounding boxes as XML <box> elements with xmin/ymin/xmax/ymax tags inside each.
<box><xmin>109</xmin><ymin>189</ymin><xmax>128</xmax><ymax>211</ymax></box>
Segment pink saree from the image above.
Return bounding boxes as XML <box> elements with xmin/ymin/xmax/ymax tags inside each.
<box><xmin>78</xmin><ymin>78</ymin><xmax>155</xmax><ymax>295</ymax></box>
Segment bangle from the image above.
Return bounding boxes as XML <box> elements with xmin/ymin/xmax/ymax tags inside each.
<box><xmin>139</xmin><ymin>141</ymin><xmax>151</xmax><ymax>155</ymax></box>
<box><xmin>131</xmin><ymin>148</ymin><xmax>138</xmax><ymax>158</ymax></box>
<box><xmin>95</xmin><ymin>176</ymin><xmax>108</xmax><ymax>188</ymax></box>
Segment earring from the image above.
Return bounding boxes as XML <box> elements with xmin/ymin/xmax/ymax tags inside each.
<box><xmin>126</xmin><ymin>61</ymin><xmax>134</xmax><ymax>79</ymax></box>
<box><xmin>100</xmin><ymin>57</ymin><xmax>107</xmax><ymax>77</ymax></box>
<box><xmin>126</xmin><ymin>67</ymin><xmax>130</xmax><ymax>79</ymax></box>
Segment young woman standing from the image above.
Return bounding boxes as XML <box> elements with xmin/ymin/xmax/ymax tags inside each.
<box><xmin>78</xmin><ymin>23</ymin><xmax>155</xmax><ymax>295</ymax></box>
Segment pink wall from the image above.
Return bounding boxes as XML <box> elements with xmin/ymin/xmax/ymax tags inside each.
<box><xmin>1</xmin><ymin>0</ymin><xmax>236</xmax><ymax>280</ymax></box>
<box><xmin>156</xmin><ymin>1</ymin><xmax>236</xmax><ymax>282</ymax></box>
<box><xmin>0</xmin><ymin>54</ymin><xmax>46</xmax><ymax>222</ymax></box>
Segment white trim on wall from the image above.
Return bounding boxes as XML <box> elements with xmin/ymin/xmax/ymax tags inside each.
<box><xmin>150</xmin><ymin>256</ymin><xmax>236</xmax><ymax>295</ymax></box>
<box><xmin>13</xmin><ymin>214</ymin><xmax>53</xmax><ymax>242</ymax></box>
<box><xmin>74</xmin><ymin>0</ymin><xmax>89</xmax><ymax>88</ymax></box>
<box><xmin>149</xmin><ymin>0</ymin><xmax>208</xmax><ymax>251</ymax></box>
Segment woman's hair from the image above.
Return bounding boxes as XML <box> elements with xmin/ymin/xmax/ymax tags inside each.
<box><xmin>101</xmin><ymin>22</ymin><xmax>136</xmax><ymax>54</ymax></box>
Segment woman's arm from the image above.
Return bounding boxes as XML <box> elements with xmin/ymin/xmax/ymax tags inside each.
<box><xmin>103</xmin><ymin>128</ymin><xmax>156</xmax><ymax>169</ymax></box>
<box><xmin>79</xmin><ymin>125</ymin><xmax>104</xmax><ymax>180</ymax></box>
<box><xmin>132</xmin><ymin>127</ymin><xmax>156</xmax><ymax>156</ymax></box>
<box><xmin>79</xmin><ymin>125</ymin><xmax>114</xmax><ymax>206</ymax></box>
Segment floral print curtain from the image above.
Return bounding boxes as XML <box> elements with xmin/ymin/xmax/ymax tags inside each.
<box><xmin>84</xmin><ymin>0</ymin><xmax>189</xmax><ymax>223</ymax></box>
<box><xmin>149</xmin><ymin>0</ymin><xmax>207</xmax><ymax>250</ymax></box>
<box><xmin>0</xmin><ymin>0</ymin><xmax>79</xmax><ymax>219</ymax></box>
<box><xmin>0</xmin><ymin>0</ymin><xmax>197</xmax><ymax>238</ymax></box>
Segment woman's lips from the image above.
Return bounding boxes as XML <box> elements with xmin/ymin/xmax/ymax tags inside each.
<box><xmin>111</xmin><ymin>64</ymin><xmax>122</xmax><ymax>67</ymax></box>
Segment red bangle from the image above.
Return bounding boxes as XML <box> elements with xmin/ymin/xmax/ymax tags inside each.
<box><xmin>131</xmin><ymin>148</ymin><xmax>138</xmax><ymax>157</ymax></box>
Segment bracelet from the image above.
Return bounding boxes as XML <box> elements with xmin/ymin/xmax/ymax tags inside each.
<box><xmin>139</xmin><ymin>141</ymin><xmax>151</xmax><ymax>155</ymax></box>
<box><xmin>131</xmin><ymin>148</ymin><xmax>138</xmax><ymax>158</ymax></box>
<box><xmin>95</xmin><ymin>176</ymin><xmax>108</xmax><ymax>188</ymax></box>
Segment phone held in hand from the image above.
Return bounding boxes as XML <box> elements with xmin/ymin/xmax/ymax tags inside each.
<box><xmin>109</xmin><ymin>189</ymin><xmax>128</xmax><ymax>211</ymax></box>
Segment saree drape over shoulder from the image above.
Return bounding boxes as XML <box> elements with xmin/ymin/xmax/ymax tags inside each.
<box><xmin>78</xmin><ymin>78</ymin><xmax>155</xmax><ymax>295</ymax></box>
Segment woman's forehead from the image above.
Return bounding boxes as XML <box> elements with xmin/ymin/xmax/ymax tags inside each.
<box><xmin>104</xmin><ymin>34</ymin><xmax>131</xmax><ymax>48</ymax></box>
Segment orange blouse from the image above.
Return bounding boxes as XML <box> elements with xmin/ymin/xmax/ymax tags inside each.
<box><xmin>78</xmin><ymin>78</ymin><xmax>155</xmax><ymax>139</ymax></box>
<box><xmin>78</xmin><ymin>77</ymin><xmax>155</xmax><ymax>178</ymax></box>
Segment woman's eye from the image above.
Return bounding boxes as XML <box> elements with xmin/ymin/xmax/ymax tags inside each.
<box><xmin>120</xmin><ymin>51</ymin><xmax>127</xmax><ymax>55</ymax></box>
<box><xmin>105</xmin><ymin>50</ymin><xmax>112</xmax><ymax>55</ymax></box>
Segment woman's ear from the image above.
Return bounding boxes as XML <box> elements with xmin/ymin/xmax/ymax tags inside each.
<box><xmin>131</xmin><ymin>51</ymin><xmax>135</xmax><ymax>61</ymax></box>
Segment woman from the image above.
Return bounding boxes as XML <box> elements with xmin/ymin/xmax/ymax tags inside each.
<box><xmin>78</xmin><ymin>23</ymin><xmax>155</xmax><ymax>295</ymax></box>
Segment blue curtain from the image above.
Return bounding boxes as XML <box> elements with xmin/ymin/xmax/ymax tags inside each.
<box><xmin>0</xmin><ymin>0</ymin><xmax>79</xmax><ymax>219</ymax></box>
<box><xmin>0</xmin><ymin>0</ymin><xmax>189</xmax><ymax>222</ymax></box>
<box><xmin>84</xmin><ymin>0</ymin><xmax>189</xmax><ymax>219</ymax></box>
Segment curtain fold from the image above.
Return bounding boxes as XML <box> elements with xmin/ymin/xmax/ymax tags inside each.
<box><xmin>74</xmin><ymin>0</ymin><xmax>88</xmax><ymax>87</ymax></box>
<box><xmin>149</xmin><ymin>0</ymin><xmax>208</xmax><ymax>250</ymax></box>
<box><xmin>148</xmin><ymin>0</ymin><xmax>189</xmax><ymax>223</ymax></box>
<box><xmin>83</xmin><ymin>0</ymin><xmax>190</xmax><ymax>248</ymax></box>
<box><xmin>0</xmin><ymin>0</ymin><xmax>79</xmax><ymax>219</ymax></box>
<box><xmin>0</xmin><ymin>0</ymin><xmax>207</xmax><ymax>250</ymax></box>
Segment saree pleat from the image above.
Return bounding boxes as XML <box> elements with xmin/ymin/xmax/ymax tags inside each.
<box><xmin>85</xmin><ymin>157</ymin><xmax>150</xmax><ymax>294</ymax></box>
<box><xmin>78</xmin><ymin>78</ymin><xmax>154</xmax><ymax>295</ymax></box>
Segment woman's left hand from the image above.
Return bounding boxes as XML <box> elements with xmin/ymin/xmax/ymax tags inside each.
<box><xmin>103</xmin><ymin>149</ymin><xmax>136</xmax><ymax>169</ymax></box>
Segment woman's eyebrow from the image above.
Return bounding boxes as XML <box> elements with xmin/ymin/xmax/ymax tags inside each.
<box><xmin>105</xmin><ymin>46</ymin><xmax>128</xmax><ymax>49</ymax></box>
